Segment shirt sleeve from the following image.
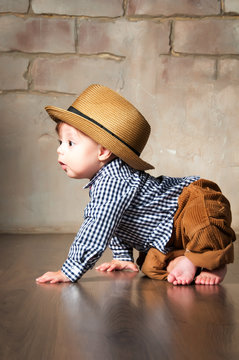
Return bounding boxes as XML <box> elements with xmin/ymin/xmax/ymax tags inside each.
<box><xmin>109</xmin><ymin>236</ymin><xmax>134</xmax><ymax>262</ymax></box>
<box><xmin>61</xmin><ymin>176</ymin><xmax>136</xmax><ymax>282</ymax></box>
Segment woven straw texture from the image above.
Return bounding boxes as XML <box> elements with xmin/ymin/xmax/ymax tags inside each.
<box><xmin>45</xmin><ymin>84</ymin><xmax>154</xmax><ymax>170</ymax></box>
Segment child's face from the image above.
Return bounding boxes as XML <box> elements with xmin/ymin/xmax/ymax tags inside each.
<box><xmin>57</xmin><ymin>122</ymin><xmax>102</xmax><ymax>179</ymax></box>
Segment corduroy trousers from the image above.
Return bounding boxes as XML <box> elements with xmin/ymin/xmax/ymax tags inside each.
<box><xmin>138</xmin><ymin>179</ymin><xmax>236</xmax><ymax>280</ymax></box>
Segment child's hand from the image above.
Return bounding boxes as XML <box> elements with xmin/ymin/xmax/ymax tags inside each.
<box><xmin>96</xmin><ymin>260</ymin><xmax>139</xmax><ymax>272</ymax></box>
<box><xmin>36</xmin><ymin>270</ymin><xmax>71</xmax><ymax>284</ymax></box>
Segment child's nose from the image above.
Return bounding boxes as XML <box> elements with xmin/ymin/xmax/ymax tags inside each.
<box><xmin>57</xmin><ymin>143</ymin><xmax>64</xmax><ymax>155</ymax></box>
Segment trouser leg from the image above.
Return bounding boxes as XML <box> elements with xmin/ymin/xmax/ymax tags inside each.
<box><xmin>140</xmin><ymin>179</ymin><xmax>236</xmax><ymax>280</ymax></box>
<box><xmin>179</xmin><ymin>179</ymin><xmax>235</xmax><ymax>269</ymax></box>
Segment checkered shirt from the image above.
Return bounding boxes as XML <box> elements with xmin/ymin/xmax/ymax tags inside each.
<box><xmin>61</xmin><ymin>158</ymin><xmax>199</xmax><ymax>281</ymax></box>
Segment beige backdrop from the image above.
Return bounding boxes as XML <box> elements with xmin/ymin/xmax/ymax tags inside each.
<box><xmin>0</xmin><ymin>0</ymin><xmax>238</xmax><ymax>233</ymax></box>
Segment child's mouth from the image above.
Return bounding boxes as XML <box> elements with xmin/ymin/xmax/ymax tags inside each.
<box><xmin>59</xmin><ymin>161</ymin><xmax>67</xmax><ymax>171</ymax></box>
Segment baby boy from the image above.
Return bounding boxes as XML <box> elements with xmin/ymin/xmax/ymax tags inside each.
<box><xmin>36</xmin><ymin>84</ymin><xmax>236</xmax><ymax>286</ymax></box>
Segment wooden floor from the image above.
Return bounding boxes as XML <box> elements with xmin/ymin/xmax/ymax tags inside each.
<box><xmin>0</xmin><ymin>234</ymin><xmax>238</xmax><ymax>360</ymax></box>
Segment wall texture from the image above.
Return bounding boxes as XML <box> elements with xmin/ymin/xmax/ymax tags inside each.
<box><xmin>0</xmin><ymin>0</ymin><xmax>238</xmax><ymax>233</ymax></box>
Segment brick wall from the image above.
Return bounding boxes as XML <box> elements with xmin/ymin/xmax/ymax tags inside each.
<box><xmin>0</xmin><ymin>0</ymin><xmax>238</xmax><ymax>232</ymax></box>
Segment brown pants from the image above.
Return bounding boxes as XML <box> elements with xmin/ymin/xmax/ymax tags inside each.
<box><xmin>139</xmin><ymin>179</ymin><xmax>236</xmax><ymax>280</ymax></box>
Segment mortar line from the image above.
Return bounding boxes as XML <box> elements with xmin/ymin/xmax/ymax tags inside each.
<box><xmin>215</xmin><ymin>58</ymin><xmax>219</xmax><ymax>80</ymax></box>
<box><xmin>123</xmin><ymin>0</ymin><xmax>128</xmax><ymax>17</ymax></box>
<box><xmin>221</xmin><ymin>0</ymin><xmax>225</xmax><ymax>14</ymax></box>
<box><xmin>169</xmin><ymin>20</ymin><xmax>174</xmax><ymax>55</ymax></box>
<box><xmin>1</xmin><ymin>12</ymin><xmax>239</xmax><ymax>21</ymax></box>
<box><xmin>74</xmin><ymin>17</ymin><xmax>79</xmax><ymax>54</ymax></box>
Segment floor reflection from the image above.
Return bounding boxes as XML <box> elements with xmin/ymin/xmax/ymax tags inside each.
<box><xmin>59</xmin><ymin>272</ymin><xmax>236</xmax><ymax>360</ymax></box>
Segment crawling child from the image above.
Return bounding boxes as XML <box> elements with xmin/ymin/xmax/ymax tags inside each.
<box><xmin>36</xmin><ymin>84</ymin><xmax>236</xmax><ymax>286</ymax></box>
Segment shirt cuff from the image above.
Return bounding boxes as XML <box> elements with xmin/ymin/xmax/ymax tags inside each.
<box><xmin>61</xmin><ymin>258</ymin><xmax>85</xmax><ymax>282</ymax></box>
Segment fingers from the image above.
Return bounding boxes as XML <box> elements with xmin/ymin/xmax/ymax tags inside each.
<box><xmin>125</xmin><ymin>263</ymin><xmax>139</xmax><ymax>272</ymax></box>
<box><xmin>36</xmin><ymin>272</ymin><xmax>53</xmax><ymax>283</ymax></box>
<box><xmin>96</xmin><ymin>261</ymin><xmax>139</xmax><ymax>272</ymax></box>
<box><xmin>49</xmin><ymin>278</ymin><xmax>61</xmax><ymax>284</ymax></box>
<box><xmin>95</xmin><ymin>262</ymin><xmax>112</xmax><ymax>271</ymax></box>
<box><xmin>96</xmin><ymin>262</ymin><xmax>125</xmax><ymax>272</ymax></box>
<box><xmin>36</xmin><ymin>271</ymin><xmax>70</xmax><ymax>284</ymax></box>
<box><xmin>106</xmin><ymin>263</ymin><xmax>120</xmax><ymax>272</ymax></box>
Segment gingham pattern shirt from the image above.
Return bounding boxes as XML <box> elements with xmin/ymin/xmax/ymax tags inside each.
<box><xmin>62</xmin><ymin>158</ymin><xmax>199</xmax><ymax>281</ymax></box>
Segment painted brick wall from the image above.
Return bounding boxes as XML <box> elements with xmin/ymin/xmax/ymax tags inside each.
<box><xmin>0</xmin><ymin>0</ymin><xmax>238</xmax><ymax>232</ymax></box>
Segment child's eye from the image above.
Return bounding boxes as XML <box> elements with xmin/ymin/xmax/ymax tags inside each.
<box><xmin>69</xmin><ymin>141</ymin><xmax>75</xmax><ymax>147</ymax></box>
<box><xmin>58</xmin><ymin>140</ymin><xmax>62</xmax><ymax>145</ymax></box>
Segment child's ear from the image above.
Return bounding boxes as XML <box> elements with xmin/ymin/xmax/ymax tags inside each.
<box><xmin>98</xmin><ymin>145</ymin><xmax>113</xmax><ymax>161</ymax></box>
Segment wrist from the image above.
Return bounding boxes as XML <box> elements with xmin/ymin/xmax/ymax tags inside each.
<box><xmin>60</xmin><ymin>270</ymin><xmax>71</xmax><ymax>281</ymax></box>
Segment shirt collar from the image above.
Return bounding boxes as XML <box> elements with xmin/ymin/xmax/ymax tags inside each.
<box><xmin>83</xmin><ymin>157</ymin><xmax>122</xmax><ymax>189</ymax></box>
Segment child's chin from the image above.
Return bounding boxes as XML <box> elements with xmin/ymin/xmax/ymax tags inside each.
<box><xmin>67</xmin><ymin>172</ymin><xmax>83</xmax><ymax>179</ymax></box>
<box><xmin>67</xmin><ymin>173</ymin><xmax>76</xmax><ymax>178</ymax></box>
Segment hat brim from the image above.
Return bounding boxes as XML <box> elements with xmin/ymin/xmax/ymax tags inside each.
<box><xmin>45</xmin><ymin>105</ymin><xmax>154</xmax><ymax>171</ymax></box>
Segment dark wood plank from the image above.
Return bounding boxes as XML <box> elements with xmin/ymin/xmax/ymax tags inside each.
<box><xmin>0</xmin><ymin>234</ymin><xmax>238</xmax><ymax>360</ymax></box>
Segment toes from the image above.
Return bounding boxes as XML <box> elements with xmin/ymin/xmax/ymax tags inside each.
<box><xmin>207</xmin><ymin>277</ymin><xmax>215</xmax><ymax>285</ymax></box>
<box><xmin>176</xmin><ymin>278</ymin><xmax>183</xmax><ymax>285</ymax></box>
<box><xmin>195</xmin><ymin>275</ymin><xmax>220</xmax><ymax>285</ymax></box>
<box><xmin>168</xmin><ymin>274</ymin><xmax>192</xmax><ymax>286</ymax></box>
<box><xmin>195</xmin><ymin>277</ymin><xmax>201</xmax><ymax>285</ymax></box>
<box><xmin>195</xmin><ymin>276</ymin><xmax>206</xmax><ymax>285</ymax></box>
<box><xmin>168</xmin><ymin>273</ymin><xmax>182</xmax><ymax>285</ymax></box>
<box><xmin>167</xmin><ymin>273</ymin><xmax>176</xmax><ymax>284</ymax></box>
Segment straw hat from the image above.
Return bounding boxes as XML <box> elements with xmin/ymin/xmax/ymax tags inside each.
<box><xmin>45</xmin><ymin>84</ymin><xmax>154</xmax><ymax>170</ymax></box>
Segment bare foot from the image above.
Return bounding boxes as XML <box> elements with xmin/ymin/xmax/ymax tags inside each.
<box><xmin>195</xmin><ymin>265</ymin><xmax>227</xmax><ymax>285</ymax></box>
<box><xmin>167</xmin><ymin>256</ymin><xmax>197</xmax><ymax>285</ymax></box>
